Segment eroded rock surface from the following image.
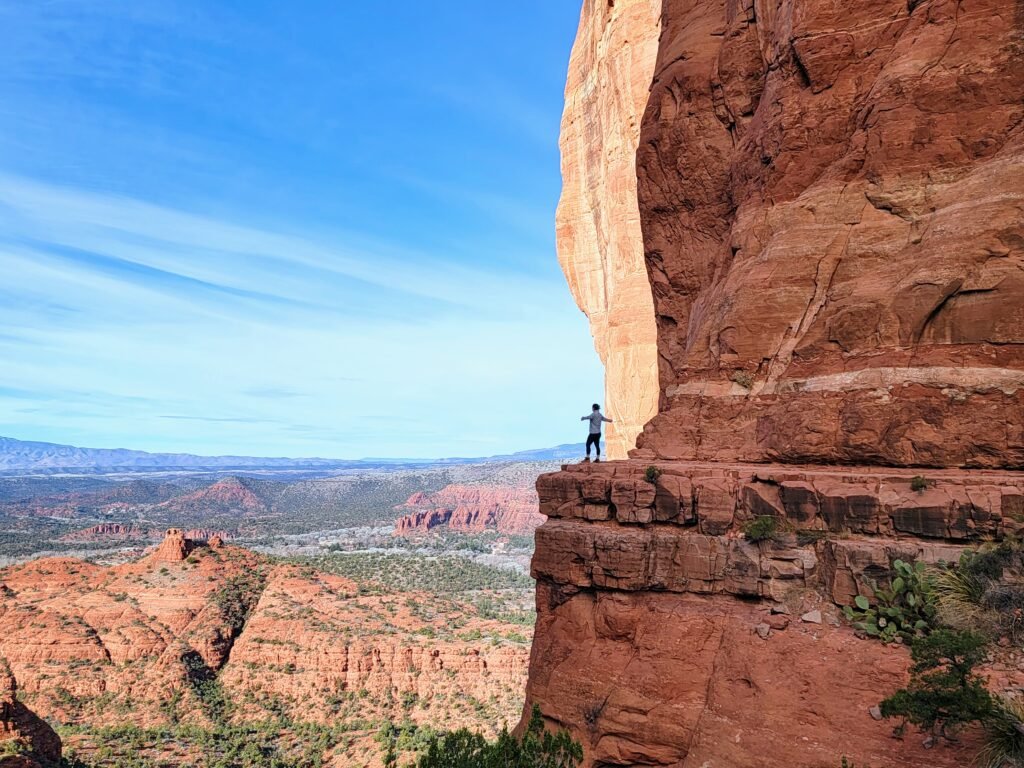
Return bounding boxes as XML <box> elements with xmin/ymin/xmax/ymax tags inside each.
<box><xmin>0</xmin><ymin>531</ymin><xmax>530</xmax><ymax>749</ymax></box>
<box><xmin>557</xmin><ymin>0</ymin><xmax>662</xmax><ymax>458</ymax></box>
<box><xmin>0</xmin><ymin>663</ymin><xmax>61</xmax><ymax>767</ymax></box>
<box><xmin>524</xmin><ymin>461</ymin><xmax>1024</xmax><ymax>766</ymax></box>
<box><xmin>632</xmin><ymin>0</ymin><xmax>1024</xmax><ymax>468</ymax></box>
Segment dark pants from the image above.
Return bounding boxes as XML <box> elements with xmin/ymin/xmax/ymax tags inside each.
<box><xmin>586</xmin><ymin>433</ymin><xmax>601</xmax><ymax>456</ymax></box>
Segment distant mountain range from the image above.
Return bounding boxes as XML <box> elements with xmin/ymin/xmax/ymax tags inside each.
<box><xmin>0</xmin><ymin>436</ymin><xmax>581</xmax><ymax>473</ymax></box>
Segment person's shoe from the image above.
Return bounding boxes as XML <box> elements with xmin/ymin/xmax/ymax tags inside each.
<box><xmin>582</xmin><ymin>456</ymin><xmax>591</xmax><ymax>462</ymax></box>
<box><xmin>594</xmin><ymin>457</ymin><xmax>601</xmax><ymax>463</ymax></box>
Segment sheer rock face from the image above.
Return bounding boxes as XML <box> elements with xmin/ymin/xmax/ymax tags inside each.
<box><xmin>634</xmin><ymin>0</ymin><xmax>1024</xmax><ymax>468</ymax></box>
<box><xmin>529</xmin><ymin>1</ymin><xmax>1024</xmax><ymax>763</ymax></box>
<box><xmin>556</xmin><ymin>0</ymin><xmax>662</xmax><ymax>459</ymax></box>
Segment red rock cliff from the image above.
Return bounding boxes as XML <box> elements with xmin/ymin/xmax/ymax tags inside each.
<box><xmin>394</xmin><ymin>484</ymin><xmax>545</xmax><ymax>536</ymax></box>
<box><xmin>528</xmin><ymin>1</ymin><xmax>1024</xmax><ymax>765</ymax></box>
<box><xmin>557</xmin><ymin>0</ymin><xmax>662</xmax><ymax>458</ymax></box>
<box><xmin>633</xmin><ymin>0</ymin><xmax>1024</xmax><ymax>468</ymax></box>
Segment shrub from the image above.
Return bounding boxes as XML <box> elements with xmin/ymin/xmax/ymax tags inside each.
<box><xmin>843</xmin><ymin>559</ymin><xmax>936</xmax><ymax>643</ymax></box>
<box><xmin>977</xmin><ymin>694</ymin><xmax>1024</xmax><ymax>768</ymax></box>
<box><xmin>414</xmin><ymin>705</ymin><xmax>582</xmax><ymax>768</ymax></box>
<box><xmin>880</xmin><ymin>629</ymin><xmax>993</xmax><ymax>740</ymax></box>
<box><xmin>644</xmin><ymin>466</ymin><xmax>662</xmax><ymax>484</ymax></box>
<box><xmin>743</xmin><ymin>516</ymin><xmax>778</xmax><ymax>543</ymax></box>
<box><xmin>910</xmin><ymin>476</ymin><xmax>929</xmax><ymax>493</ymax></box>
<box><xmin>934</xmin><ymin>542</ymin><xmax>1024</xmax><ymax>641</ymax></box>
<box><xmin>730</xmin><ymin>371</ymin><xmax>755</xmax><ymax>390</ymax></box>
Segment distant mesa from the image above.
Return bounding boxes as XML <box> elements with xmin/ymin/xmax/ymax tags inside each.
<box><xmin>394</xmin><ymin>484</ymin><xmax>545</xmax><ymax>537</ymax></box>
<box><xmin>61</xmin><ymin>524</ymin><xmax>230</xmax><ymax>545</ymax></box>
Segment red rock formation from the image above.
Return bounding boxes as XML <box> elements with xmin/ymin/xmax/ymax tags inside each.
<box><xmin>531</xmin><ymin>2</ymin><xmax>1024</xmax><ymax>762</ymax></box>
<box><xmin>0</xmin><ymin>663</ymin><xmax>61</xmax><ymax>766</ymax></box>
<box><xmin>60</xmin><ymin>523</ymin><xmax>148</xmax><ymax>542</ymax></box>
<box><xmin>394</xmin><ymin>485</ymin><xmax>545</xmax><ymax>536</ymax></box>
<box><xmin>152</xmin><ymin>477</ymin><xmax>267</xmax><ymax>516</ymax></box>
<box><xmin>557</xmin><ymin>0</ymin><xmax>662</xmax><ymax>458</ymax></box>
<box><xmin>526</xmin><ymin>461</ymin><xmax>1024</xmax><ymax>766</ymax></box>
<box><xmin>630</xmin><ymin>0</ymin><xmax>1024</xmax><ymax>469</ymax></box>
<box><xmin>147</xmin><ymin>528</ymin><xmax>195</xmax><ymax>563</ymax></box>
<box><xmin>0</xmin><ymin>543</ymin><xmax>530</xmax><ymax>747</ymax></box>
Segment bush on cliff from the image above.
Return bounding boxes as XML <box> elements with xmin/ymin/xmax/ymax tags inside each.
<box><xmin>742</xmin><ymin>516</ymin><xmax>778</xmax><ymax>543</ymax></box>
<box><xmin>410</xmin><ymin>705</ymin><xmax>582</xmax><ymax>768</ymax></box>
<box><xmin>934</xmin><ymin>542</ymin><xmax>1024</xmax><ymax>642</ymax></box>
<box><xmin>880</xmin><ymin>629</ymin><xmax>993</xmax><ymax>740</ymax></box>
<box><xmin>976</xmin><ymin>693</ymin><xmax>1024</xmax><ymax>768</ymax></box>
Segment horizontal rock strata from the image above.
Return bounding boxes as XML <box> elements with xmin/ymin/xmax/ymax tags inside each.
<box><xmin>524</xmin><ymin>460</ymin><xmax>1024</xmax><ymax>766</ymax></box>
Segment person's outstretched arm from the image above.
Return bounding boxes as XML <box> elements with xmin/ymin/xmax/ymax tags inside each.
<box><xmin>602</xmin><ymin>415</ymin><xmax>614</xmax><ymax>423</ymax></box>
<box><xmin>581</xmin><ymin>415</ymin><xmax>589</xmax><ymax>421</ymax></box>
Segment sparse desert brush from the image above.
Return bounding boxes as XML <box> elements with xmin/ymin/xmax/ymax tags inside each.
<box><xmin>977</xmin><ymin>694</ymin><xmax>1024</xmax><ymax>768</ymax></box>
<box><xmin>730</xmin><ymin>371</ymin><xmax>755</xmax><ymax>390</ymax></box>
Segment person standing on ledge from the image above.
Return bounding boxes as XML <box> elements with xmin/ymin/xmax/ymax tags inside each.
<box><xmin>582</xmin><ymin>403</ymin><xmax>613</xmax><ymax>462</ymax></box>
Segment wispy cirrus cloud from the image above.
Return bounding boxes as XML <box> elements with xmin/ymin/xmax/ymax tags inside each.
<box><xmin>0</xmin><ymin>1</ymin><xmax>600</xmax><ymax>458</ymax></box>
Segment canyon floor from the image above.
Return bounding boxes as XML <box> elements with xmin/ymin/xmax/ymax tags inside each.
<box><xmin>0</xmin><ymin>459</ymin><xmax>554</xmax><ymax>767</ymax></box>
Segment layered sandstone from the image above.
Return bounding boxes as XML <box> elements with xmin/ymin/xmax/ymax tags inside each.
<box><xmin>394</xmin><ymin>484</ymin><xmax>545</xmax><ymax>536</ymax></box>
<box><xmin>631</xmin><ymin>0</ymin><xmax>1024</xmax><ymax>468</ymax></box>
<box><xmin>525</xmin><ymin>461</ymin><xmax>1024</xmax><ymax>766</ymax></box>
<box><xmin>0</xmin><ymin>531</ymin><xmax>530</xmax><ymax>756</ymax></box>
<box><xmin>556</xmin><ymin>0</ymin><xmax>662</xmax><ymax>458</ymax></box>
<box><xmin>533</xmin><ymin>1</ymin><xmax>1024</xmax><ymax>763</ymax></box>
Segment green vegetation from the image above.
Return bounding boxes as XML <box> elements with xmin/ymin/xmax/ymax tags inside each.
<box><xmin>213</xmin><ymin>569</ymin><xmax>269</xmax><ymax>632</ymax></box>
<box><xmin>298</xmin><ymin>552</ymin><xmax>533</xmax><ymax>595</ymax></box>
<box><xmin>910</xmin><ymin>475</ymin><xmax>929</xmax><ymax>493</ymax></box>
<box><xmin>842</xmin><ymin>559</ymin><xmax>936</xmax><ymax>643</ymax></box>
<box><xmin>60</xmin><ymin>719</ymin><xmax>353</xmax><ymax>768</ymax></box>
<box><xmin>977</xmin><ymin>694</ymin><xmax>1024</xmax><ymax>768</ymax></box>
<box><xmin>933</xmin><ymin>541</ymin><xmax>1024</xmax><ymax>641</ymax></box>
<box><xmin>880</xmin><ymin>629</ymin><xmax>993</xmax><ymax>739</ymax></box>
<box><xmin>743</xmin><ymin>516</ymin><xmax>778</xmax><ymax>543</ymax></box>
<box><xmin>409</xmin><ymin>705</ymin><xmax>582</xmax><ymax>768</ymax></box>
<box><xmin>643</xmin><ymin>466</ymin><xmax>661</xmax><ymax>484</ymax></box>
<box><xmin>844</xmin><ymin>541</ymin><xmax>1024</xmax><ymax>765</ymax></box>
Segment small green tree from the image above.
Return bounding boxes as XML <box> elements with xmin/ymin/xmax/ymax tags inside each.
<box><xmin>415</xmin><ymin>705</ymin><xmax>582</xmax><ymax>768</ymax></box>
<box><xmin>880</xmin><ymin>629</ymin><xmax>993</xmax><ymax>740</ymax></box>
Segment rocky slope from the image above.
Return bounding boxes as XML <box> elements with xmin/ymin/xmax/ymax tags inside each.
<box><xmin>556</xmin><ymin>0</ymin><xmax>662</xmax><ymax>459</ymax></box>
<box><xmin>394</xmin><ymin>484</ymin><xmax>545</xmax><ymax>536</ymax></box>
<box><xmin>534</xmin><ymin>0</ymin><xmax>1024</xmax><ymax>764</ymax></box>
<box><xmin>0</xmin><ymin>532</ymin><xmax>531</xmax><ymax>765</ymax></box>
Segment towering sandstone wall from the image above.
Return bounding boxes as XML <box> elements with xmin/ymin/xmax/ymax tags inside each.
<box><xmin>530</xmin><ymin>1</ymin><xmax>1024</xmax><ymax>765</ymax></box>
<box><xmin>634</xmin><ymin>0</ymin><xmax>1024</xmax><ymax>468</ymax></box>
<box><xmin>556</xmin><ymin>0</ymin><xmax>662</xmax><ymax>458</ymax></box>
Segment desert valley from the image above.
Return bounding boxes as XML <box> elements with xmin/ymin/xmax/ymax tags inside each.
<box><xmin>3</xmin><ymin>0</ymin><xmax>1024</xmax><ymax>767</ymax></box>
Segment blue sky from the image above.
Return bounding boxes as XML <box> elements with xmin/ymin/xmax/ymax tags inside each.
<box><xmin>0</xmin><ymin>0</ymin><xmax>602</xmax><ymax>458</ymax></box>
